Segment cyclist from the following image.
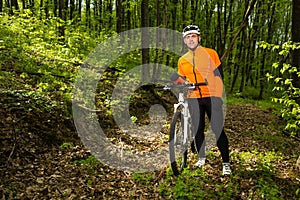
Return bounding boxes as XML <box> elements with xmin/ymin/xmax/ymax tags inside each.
<box><xmin>174</xmin><ymin>25</ymin><xmax>231</xmax><ymax>175</ymax></box>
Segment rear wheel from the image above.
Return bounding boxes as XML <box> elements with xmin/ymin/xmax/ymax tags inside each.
<box><xmin>169</xmin><ymin>111</ymin><xmax>188</xmax><ymax>176</ymax></box>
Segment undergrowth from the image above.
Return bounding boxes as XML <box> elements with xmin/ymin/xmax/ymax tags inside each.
<box><xmin>158</xmin><ymin>149</ymin><xmax>296</xmax><ymax>199</ymax></box>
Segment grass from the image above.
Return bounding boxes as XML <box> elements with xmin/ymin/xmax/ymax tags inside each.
<box><xmin>158</xmin><ymin>148</ymin><xmax>297</xmax><ymax>199</ymax></box>
<box><xmin>225</xmin><ymin>95</ymin><xmax>280</xmax><ymax>111</ymax></box>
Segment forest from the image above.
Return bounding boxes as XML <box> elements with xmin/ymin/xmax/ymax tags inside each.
<box><xmin>0</xmin><ymin>0</ymin><xmax>300</xmax><ymax>199</ymax></box>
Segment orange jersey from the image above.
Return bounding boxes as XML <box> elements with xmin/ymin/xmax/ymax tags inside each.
<box><xmin>178</xmin><ymin>46</ymin><xmax>223</xmax><ymax>98</ymax></box>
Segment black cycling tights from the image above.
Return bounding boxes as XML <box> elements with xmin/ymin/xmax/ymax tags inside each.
<box><xmin>188</xmin><ymin>97</ymin><xmax>229</xmax><ymax>163</ymax></box>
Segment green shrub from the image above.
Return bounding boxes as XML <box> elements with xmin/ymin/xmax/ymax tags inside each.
<box><xmin>258</xmin><ymin>41</ymin><xmax>300</xmax><ymax>137</ymax></box>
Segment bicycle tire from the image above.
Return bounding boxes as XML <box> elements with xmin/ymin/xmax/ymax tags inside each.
<box><xmin>169</xmin><ymin>111</ymin><xmax>188</xmax><ymax>176</ymax></box>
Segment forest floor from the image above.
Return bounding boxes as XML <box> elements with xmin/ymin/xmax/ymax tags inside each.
<box><xmin>0</xmin><ymin>84</ymin><xmax>300</xmax><ymax>199</ymax></box>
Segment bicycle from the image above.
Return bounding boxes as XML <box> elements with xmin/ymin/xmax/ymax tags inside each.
<box><xmin>156</xmin><ymin>79</ymin><xmax>208</xmax><ymax>176</ymax></box>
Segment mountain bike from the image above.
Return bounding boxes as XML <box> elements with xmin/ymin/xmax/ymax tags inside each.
<box><xmin>156</xmin><ymin>80</ymin><xmax>208</xmax><ymax>176</ymax></box>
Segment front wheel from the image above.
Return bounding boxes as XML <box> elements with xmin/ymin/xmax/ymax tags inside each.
<box><xmin>169</xmin><ymin>111</ymin><xmax>188</xmax><ymax>176</ymax></box>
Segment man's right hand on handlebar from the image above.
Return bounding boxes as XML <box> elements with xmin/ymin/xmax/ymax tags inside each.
<box><xmin>170</xmin><ymin>72</ymin><xmax>208</xmax><ymax>88</ymax></box>
<box><xmin>170</xmin><ymin>72</ymin><xmax>188</xmax><ymax>85</ymax></box>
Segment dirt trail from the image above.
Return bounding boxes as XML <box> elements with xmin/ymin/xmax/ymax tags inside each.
<box><xmin>0</xmin><ymin>100</ymin><xmax>299</xmax><ymax>199</ymax></box>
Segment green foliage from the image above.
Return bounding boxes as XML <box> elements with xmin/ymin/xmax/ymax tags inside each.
<box><xmin>130</xmin><ymin>116</ymin><xmax>138</xmax><ymax>123</ymax></box>
<box><xmin>0</xmin><ymin>11</ymin><xmax>113</xmax><ymax>119</ymax></box>
<box><xmin>73</xmin><ymin>155</ymin><xmax>101</xmax><ymax>174</ymax></box>
<box><xmin>111</xmin><ymin>50</ymin><xmax>142</xmax><ymax>71</ymax></box>
<box><xmin>60</xmin><ymin>142</ymin><xmax>74</xmax><ymax>148</ymax></box>
<box><xmin>236</xmin><ymin>150</ymin><xmax>283</xmax><ymax>199</ymax></box>
<box><xmin>226</xmin><ymin>96</ymin><xmax>279</xmax><ymax>111</ymax></box>
<box><xmin>256</xmin><ymin>177</ymin><xmax>282</xmax><ymax>200</ymax></box>
<box><xmin>0</xmin><ymin>89</ymin><xmax>67</xmax><ymax>114</ymax></box>
<box><xmin>258</xmin><ymin>41</ymin><xmax>300</xmax><ymax>137</ymax></box>
<box><xmin>160</xmin><ymin>150</ymin><xmax>285</xmax><ymax>199</ymax></box>
<box><xmin>133</xmin><ymin>172</ymin><xmax>154</xmax><ymax>184</ymax></box>
<box><xmin>75</xmin><ymin>155</ymin><xmax>101</xmax><ymax>166</ymax></box>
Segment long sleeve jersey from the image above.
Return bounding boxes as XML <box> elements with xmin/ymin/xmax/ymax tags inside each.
<box><xmin>177</xmin><ymin>46</ymin><xmax>224</xmax><ymax>98</ymax></box>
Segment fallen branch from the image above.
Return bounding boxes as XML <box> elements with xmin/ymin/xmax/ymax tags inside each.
<box><xmin>6</xmin><ymin>118</ymin><xmax>19</xmax><ymax>166</ymax></box>
<box><xmin>7</xmin><ymin>141</ymin><xmax>16</xmax><ymax>163</ymax></box>
<box><xmin>73</xmin><ymin>102</ymin><xmax>102</xmax><ymax>113</ymax></box>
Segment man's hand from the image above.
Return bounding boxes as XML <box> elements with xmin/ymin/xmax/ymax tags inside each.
<box><xmin>170</xmin><ymin>72</ymin><xmax>187</xmax><ymax>85</ymax></box>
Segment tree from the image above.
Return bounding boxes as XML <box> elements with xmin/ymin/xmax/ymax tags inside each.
<box><xmin>141</xmin><ymin>0</ymin><xmax>150</xmax><ymax>82</ymax></box>
<box><xmin>0</xmin><ymin>0</ymin><xmax>295</xmax><ymax>100</ymax></box>
<box><xmin>221</xmin><ymin>0</ymin><xmax>257</xmax><ymax>61</ymax></box>
<box><xmin>78</xmin><ymin>0</ymin><xmax>82</xmax><ymax>22</ymax></box>
<box><xmin>86</xmin><ymin>0</ymin><xmax>91</xmax><ymax>28</ymax></box>
<box><xmin>116</xmin><ymin>0</ymin><xmax>124</xmax><ymax>33</ymax></box>
<box><xmin>8</xmin><ymin>0</ymin><xmax>19</xmax><ymax>14</ymax></box>
<box><xmin>58</xmin><ymin>0</ymin><xmax>65</xmax><ymax>39</ymax></box>
<box><xmin>291</xmin><ymin>0</ymin><xmax>300</xmax><ymax>105</ymax></box>
<box><xmin>69</xmin><ymin>0</ymin><xmax>74</xmax><ymax>20</ymax></box>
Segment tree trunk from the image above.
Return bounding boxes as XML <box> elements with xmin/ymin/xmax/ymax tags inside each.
<box><xmin>216</xmin><ymin>0</ymin><xmax>222</xmax><ymax>54</ymax></box>
<box><xmin>69</xmin><ymin>0</ymin><xmax>74</xmax><ymax>20</ymax></box>
<box><xmin>239</xmin><ymin>32</ymin><xmax>246</xmax><ymax>93</ymax></box>
<box><xmin>190</xmin><ymin>0</ymin><xmax>195</xmax><ymax>22</ymax></box>
<box><xmin>45</xmin><ymin>0</ymin><xmax>49</xmax><ymax>18</ymax></box>
<box><xmin>221</xmin><ymin>0</ymin><xmax>234</xmax><ymax>56</ymax></box>
<box><xmin>141</xmin><ymin>0</ymin><xmax>150</xmax><ymax>82</ymax></box>
<box><xmin>163</xmin><ymin>0</ymin><xmax>169</xmax><ymax>67</ymax></box>
<box><xmin>53</xmin><ymin>0</ymin><xmax>57</xmax><ymax>17</ymax></box>
<box><xmin>152</xmin><ymin>0</ymin><xmax>161</xmax><ymax>82</ymax></box>
<box><xmin>9</xmin><ymin>0</ymin><xmax>19</xmax><ymax>15</ymax></box>
<box><xmin>106</xmin><ymin>0</ymin><xmax>113</xmax><ymax>29</ymax></box>
<box><xmin>259</xmin><ymin>1</ymin><xmax>276</xmax><ymax>99</ymax></box>
<box><xmin>13</xmin><ymin>0</ymin><xmax>18</xmax><ymax>10</ymax></box>
<box><xmin>230</xmin><ymin>41</ymin><xmax>242</xmax><ymax>93</ymax></box>
<box><xmin>29</xmin><ymin>0</ymin><xmax>34</xmax><ymax>11</ymax></box>
<box><xmin>258</xmin><ymin>49</ymin><xmax>266</xmax><ymax>100</ymax></box>
<box><xmin>78</xmin><ymin>0</ymin><xmax>82</xmax><ymax>22</ymax></box>
<box><xmin>221</xmin><ymin>0</ymin><xmax>257</xmax><ymax>61</ymax></box>
<box><xmin>170</xmin><ymin>0</ymin><xmax>178</xmax><ymax>68</ymax></box>
<box><xmin>181</xmin><ymin>0</ymin><xmax>186</xmax><ymax>28</ymax></box>
<box><xmin>116</xmin><ymin>0</ymin><xmax>124</xmax><ymax>33</ymax></box>
<box><xmin>64</xmin><ymin>0</ymin><xmax>68</xmax><ymax>20</ymax></box>
<box><xmin>246</xmin><ymin>1</ymin><xmax>260</xmax><ymax>87</ymax></box>
<box><xmin>86</xmin><ymin>0</ymin><xmax>90</xmax><ymax>28</ymax></box>
<box><xmin>58</xmin><ymin>0</ymin><xmax>65</xmax><ymax>39</ymax></box>
<box><xmin>291</xmin><ymin>0</ymin><xmax>300</xmax><ymax>105</ymax></box>
<box><xmin>126</xmin><ymin>0</ymin><xmax>131</xmax><ymax>30</ymax></box>
<box><xmin>21</xmin><ymin>0</ymin><xmax>25</xmax><ymax>10</ymax></box>
<box><xmin>98</xmin><ymin>0</ymin><xmax>103</xmax><ymax>29</ymax></box>
<box><xmin>40</xmin><ymin>0</ymin><xmax>43</xmax><ymax>17</ymax></box>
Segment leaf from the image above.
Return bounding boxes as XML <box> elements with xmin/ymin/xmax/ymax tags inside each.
<box><xmin>284</xmin><ymin>79</ymin><xmax>292</xmax><ymax>85</ymax></box>
<box><xmin>274</xmin><ymin>77</ymin><xmax>282</xmax><ymax>83</ymax></box>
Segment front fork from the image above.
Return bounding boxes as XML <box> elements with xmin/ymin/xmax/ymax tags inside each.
<box><xmin>174</xmin><ymin>93</ymin><xmax>190</xmax><ymax>146</ymax></box>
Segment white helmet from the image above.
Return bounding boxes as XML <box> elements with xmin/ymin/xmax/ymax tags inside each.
<box><xmin>182</xmin><ymin>25</ymin><xmax>200</xmax><ymax>38</ymax></box>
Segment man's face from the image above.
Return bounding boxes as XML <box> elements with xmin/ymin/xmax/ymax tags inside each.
<box><xmin>184</xmin><ymin>33</ymin><xmax>200</xmax><ymax>50</ymax></box>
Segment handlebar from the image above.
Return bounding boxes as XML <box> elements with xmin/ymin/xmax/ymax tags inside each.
<box><xmin>156</xmin><ymin>79</ymin><xmax>208</xmax><ymax>90</ymax></box>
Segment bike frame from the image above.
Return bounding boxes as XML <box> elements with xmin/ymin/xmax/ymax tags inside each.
<box><xmin>156</xmin><ymin>81</ymin><xmax>208</xmax><ymax>175</ymax></box>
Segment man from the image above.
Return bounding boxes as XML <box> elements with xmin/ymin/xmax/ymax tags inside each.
<box><xmin>175</xmin><ymin>25</ymin><xmax>231</xmax><ymax>175</ymax></box>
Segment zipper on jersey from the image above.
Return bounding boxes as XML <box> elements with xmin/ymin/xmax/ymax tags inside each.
<box><xmin>192</xmin><ymin>51</ymin><xmax>202</xmax><ymax>98</ymax></box>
